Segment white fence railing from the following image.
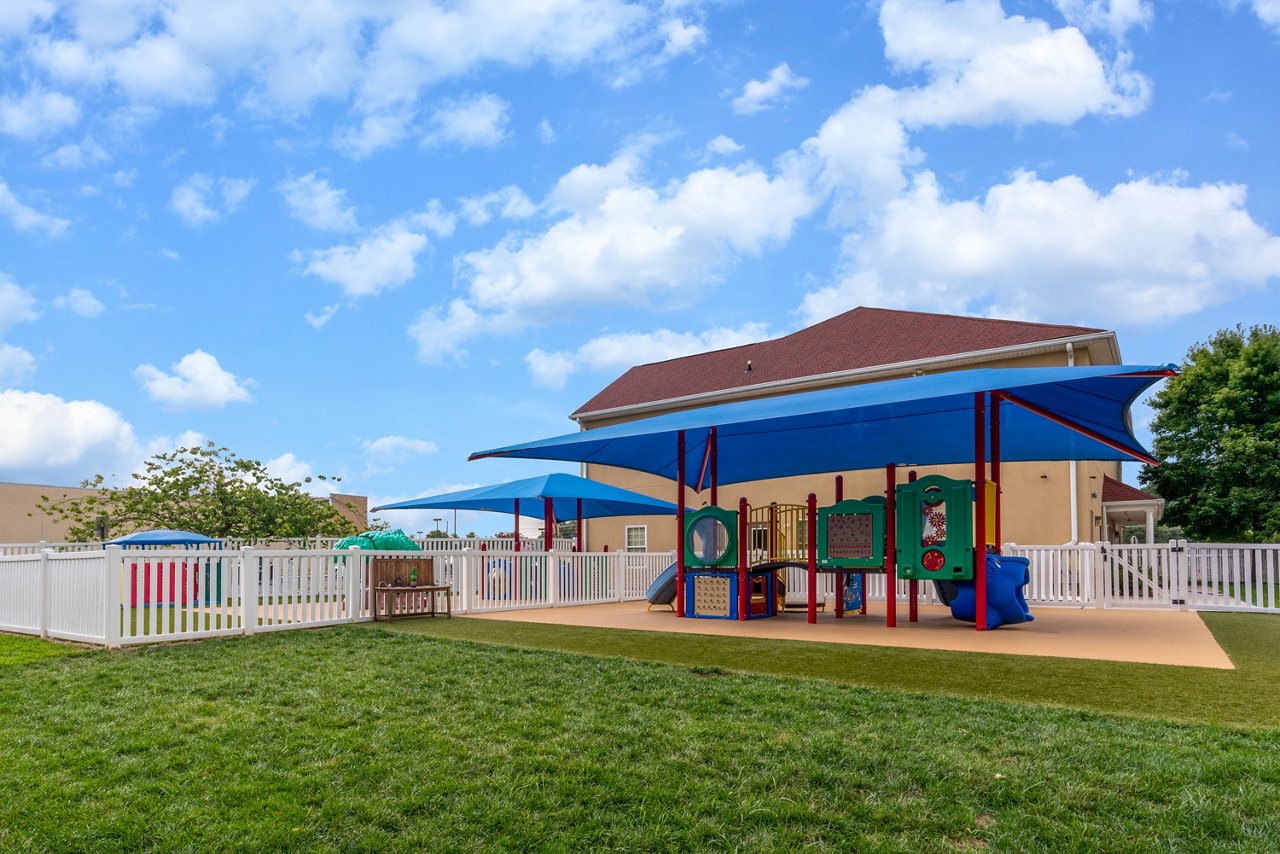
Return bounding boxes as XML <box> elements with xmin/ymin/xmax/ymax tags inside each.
<box><xmin>0</xmin><ymin>547</ymin><xmax>676</xmax><ymax>647</ymax></box>
<box><xmin>1</xmin><ymin>536</ymin><xmax>581</xmax><ymax>556</ymax></box>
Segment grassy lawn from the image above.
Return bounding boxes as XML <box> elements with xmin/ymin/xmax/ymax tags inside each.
<box><xmin>383</xmin><ymin>611</ymin><xmax>1280</xmax><ymax>730</ymax></box>
<box><xmin>0</xmin><ymin>620</ymin><xmax>1277</xmax><ymax>851</ymax></box>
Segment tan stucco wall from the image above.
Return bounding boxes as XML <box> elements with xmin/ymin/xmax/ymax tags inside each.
<box><xmin>0</xmin><ymin>482</ymin><xmax>97</xmax><ymax>543</ymax></box>
<box><xmin>578</xmin><ymin>337</ymin><xmax>1122</xmax><ymax>552</ymax></box>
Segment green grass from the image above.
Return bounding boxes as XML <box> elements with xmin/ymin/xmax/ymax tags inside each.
<box><xmin>0</xmin><ymin>633</ymin><xmax>85</xmax><ymax>668</ymax></box>
<box><xmin>0</xmin><ymin>623</ymin><xmax>1278</xmax><ymax>851</ymax></box>
<box><xmin>381</xmin><ymin>611</ymin><xmax>1280</xmax><ymax>730</ymax></box>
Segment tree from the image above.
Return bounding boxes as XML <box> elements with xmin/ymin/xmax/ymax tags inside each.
<box><xmin>38</xmin><ymin>442</ymin><xmax>358</xmax><ymax>541</ymax></box>
<box><xmin>1139</xmin><ymin>325</ymin><xmax>1280</xmax><ymax>542</ymax></box>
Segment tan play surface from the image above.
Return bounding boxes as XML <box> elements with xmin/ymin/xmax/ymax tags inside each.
<box><xmin>470</xmin><ymin>601</ymin><xmax>1235</xmax><ymax>669</ymax></box>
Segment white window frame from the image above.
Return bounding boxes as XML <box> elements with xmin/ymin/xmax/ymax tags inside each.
<box><xmin>624</xmin><ymin>525</ymin><xmax>648</xmax><ymax>553</ymax></box>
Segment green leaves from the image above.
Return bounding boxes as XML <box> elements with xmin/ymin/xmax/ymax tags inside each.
<box><xmin>1140</xmin><ymin>325</ymin><xmax>1280</xmax><ymax>542</ymax></box>
<box><xmin>35</xmin><ymin>441</ymin><xmax>356</xmax><ymax>541</ymax></box>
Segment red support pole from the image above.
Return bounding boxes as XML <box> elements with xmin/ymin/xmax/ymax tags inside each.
<box><xmin>904</xmin><ymin>472</ymin><xmax>918</xmax><ymax>622</ymax></box>
<box><xmin>738</xmin><ymin>497</ymin><xmax>749</xmax><ymax>621</ymax></box>
<box><xmin>834</xmin><ymin>474</ymin><xmax>845</xmax><ymax>619</ymax></box>
<box><xmin>885</xmin><ymin>464</ymin><xmax>897</xmax><ymax>628</ymax></box>
<box><xmin>576</xmin><ymin>498</ymin><xmax>583</xmax><ymax>553</ymax></box>
<box><xmin>991</xmin><ymin>395</ymin><xmax>1002</xmax><ymax>555</ymax></box>
<box><xmin>806</xmin><ymin>492</ymin><xmax>818</xmax><ymax>624</ymax></box>
<box><xmin>513</xmin><ymin>498</ymin><xmax>521</xmax><ymax>553</ymax></box>
<box><xmin>709</xmin><ymin>426</ymin><xmax>719</xmax><ymax>507</ymax></box>
<box><xmin>975</xmin><ymin>392</ymin><xmax>989</xmax><ymax>632</ymax></box>
<box><xmin>543</xmin><ymin>500</ymin><xmax>554</xmax><ymax>551</ymax></box>
<box><xmin>676</xmin><ymin>430</ymin><xmax>686</xmax><ymax>618</ymax></box>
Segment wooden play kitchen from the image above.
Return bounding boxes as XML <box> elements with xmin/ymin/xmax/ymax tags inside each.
<box><xmin>370</xmin><ymin>555</ymin><xmax>452</xmax><ymax>621</ymax></box>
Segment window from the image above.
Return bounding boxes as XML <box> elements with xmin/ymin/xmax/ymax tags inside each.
<box><xmin>625</xmin><ymin>525</ymin><xmax>648</xmax><ymax>553</ymax></box>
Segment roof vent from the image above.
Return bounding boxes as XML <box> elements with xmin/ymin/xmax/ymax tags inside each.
<box><xmin>745</xmin><ymin>360</ymin><xmax>753</xmax><ymax>373</ymax></box>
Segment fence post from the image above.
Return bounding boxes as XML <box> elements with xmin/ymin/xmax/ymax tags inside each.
<box><xmin>38</xmin><ymin>548</ymin><xmax>52</xmax><ymax>639</ymax></box>
<box><xmin>1092</xmin><ymin>542</ymin><xmax>1108</xmax><ymax>609</ymax></box>
<box><xmin>548</xmin><ymin>552</ymin><xmax>559</xmax><ymax>607</ymax></box>
<box><xmin>458</xmin><ymin>553</ymin><xmax>472</xmax><ymax>614</ymax></box>
<box><xmin>103</xmin><ymin>545</ymin><xmax>122</xmax><ymax>648</ymax></box>
<box><xmin>241</xmin><ymin>548</ymin><xmax>255</xmax><ymax>636</ymax></box>
<box><xmin>615</xmin><ymin>554</ymin><xmax>624</xmax><ymax>602</ymax></box>
<box><xmin>1172</xmin><ymin>539</ymin><xmax>1189</xmax><ymax>611</ymax></box>
<box><xmin>346</xmin><ymin>547</ymin><xmax>361</xmax><ymax>621</ymax></box>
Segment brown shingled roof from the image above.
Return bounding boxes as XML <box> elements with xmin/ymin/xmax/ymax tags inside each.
<box><xmin>573</xmin><ymin>307</ymin><xmax>1107</xmax><ymax>418</ymax></box>
<box><xmin>1102</xmin><ymin>476</ymin><xmax>1160</xmax><ymax>504</ymax></box>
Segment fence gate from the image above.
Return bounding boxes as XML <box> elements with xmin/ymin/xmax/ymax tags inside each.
<box><xmin>1099</xmin><ymin>541</ymin><xmax>1186</xmax><ymax>609</ymax></box>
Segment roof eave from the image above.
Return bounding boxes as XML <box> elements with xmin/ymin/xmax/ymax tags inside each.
<box><xmin>573</xmin><ymin>330</ymin><xmax>1119</xmax><ymax>425</ymax></box>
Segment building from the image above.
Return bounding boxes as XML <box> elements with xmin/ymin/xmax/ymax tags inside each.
<box><xmin>1100</xmin><ymin>476</ymin><xmax>1165</xmax><ymax>544</ymax></box>
<box><xmin>572</xmin><ymin>307</ymin><xmax>1134</xmax><ymax>553</ymax></box>
<box><xmin>315</xmin><ymin>493</ymin><xmax>369</xmax><ymax>531</ymax></box>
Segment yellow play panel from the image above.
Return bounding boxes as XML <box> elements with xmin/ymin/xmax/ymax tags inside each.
<box><xmin>469</xmin><ymin>601</ymin><xmax>1235</xmax><ymax>669</ymax></box>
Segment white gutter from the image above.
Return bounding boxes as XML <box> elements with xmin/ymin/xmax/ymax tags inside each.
<box><xmin>573</xmin><ymin>330</ymin><xmax>1117</xmax><ymax>425</ymax></box>
<box><xmin>1067</xmin><ymin>342</ymin><xmax>1079</xmax><ymax>544</ymax></box>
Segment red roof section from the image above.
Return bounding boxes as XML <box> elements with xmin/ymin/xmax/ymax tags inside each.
<box><xmin>573</xmin><ymin>307</ymin><xmax>1107</xmax><ymax>418</ymax></box>
<box><xmin>1102</xmin><ymin>476</ymin><xmax>1160</xmax><ymax>504</ymax></box>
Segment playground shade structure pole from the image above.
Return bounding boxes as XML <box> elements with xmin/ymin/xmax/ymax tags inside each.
<box><xmin>710</xmin><ymin>426</ymin><xmax>719</xmax><ymax>507</ymax></box>
<box><xmin>806</xmin><ymin>492</ymin><xmax>818</xmax><ymax>624</ymax></box>
<box><xmin>885</xmin><ymin>464</ymin><xmax>897</xmax><ymax>628</ymax></box>
<box><xmin>739</xmin><ymin>497</ymin><xmax>749</xmax><ymax>621</ymax></box>
<box><xmin>991</xmin><ymin>398</ymin><xmax>1002</xmax><ymax>554</ymax></box>
<box><xmin>907</xmin><ymin>468</ymin><xmax>918</xmax><ymax>624</ymax></box>
<box><xmin>974</xmin><ymin>392</ymin><xmax>988</xmax><ymax>632</ymax></box>
<box><xmin>676</xmin><ymin>430</ymin><xmax>686</xmax><ymax>618</ymax></box>
<box><xmin>543</xmin><ymin>501</ymin><xmax>554</xmax><ymax>551</ymax></box>
<box><xmin>834</xmin><ymin>474</ymin><xmax>844</xmax><ymax>619</ymax></box>
<box><xmin>576</xmin><ymin>498</ymin><xmax>583</xmax><ymax>552</ymax></box>
<box><xmin>514</xmin><ymin>498</ymin><xmax>521</xmax><ymax>553</ymax></box>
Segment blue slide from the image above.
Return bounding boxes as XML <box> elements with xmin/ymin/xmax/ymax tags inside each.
<box><xmin>947</xmin><ymin>553</ymin><xmax>1034</xmax><ymax>629</ymax></box>
<box><xmin>645</xmin><ymin>562</ymin><xmax>679</xmax><ymax>610</ymax></box>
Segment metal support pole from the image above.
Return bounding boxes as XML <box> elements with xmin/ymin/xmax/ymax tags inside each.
<box><xmin>543</xmin><ymin>501</ymin><xmax>554</xmax><ymax>551</ymax></box>
<box><xmin>710</xmin><ymin>425</ymin><xmax>719</xmax><ymax>507</ymax></box>
<box><xmin>975</xmin><ymin>392</ymin><xmax>989</xmax><ymax>632</ymax></box>
<box><xmin>514</xmin><ymin>498</ymin><xmax>521</xmax><ymax>553</ymax></box>
<box><xmin>675</xmin><ymin>430</ymin><xmax>686</xmax><ymax>618</ymax></box>
<box><xmin>806</xmin><ymin>492</ymin><xmax>818</xmax><ymax>624</ymax></box>
<box><xmin>885</xmin><ymin>464</ymin><xmax>897</xmax><ymax>628</ymax></box>
<box><xmin>738</xmin><ymin>497</ymin><xmax>749</xmax><ymax>621</ymax></box>
<box><xmin>576</xmin><ymin>498</ymin><xmax>583</xmax><ymax>553</ymax></box>
<box><xmin>991</xmin><ymin>394</ymin><xmax>1002</xmax><ymax>554</ymax></box>
<box><xmin>834</xmin><ymin>475</ymin><xmax>844</xmax><ymax>619</ymax></box>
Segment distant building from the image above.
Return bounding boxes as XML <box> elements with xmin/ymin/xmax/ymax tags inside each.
<box><xmin>315</xmin><ymin>493</ymin><xmax>369</xmax><ymax>531</ymax></box>
<box><xmin>572</xmin><ymin>306</ymin><xmax>1133</xmax><ymax>552</ymax></box>
<box><xmin>0</xmin><ymin>481</ymin><xmax>98</xmax><ymax>543</ymax></box>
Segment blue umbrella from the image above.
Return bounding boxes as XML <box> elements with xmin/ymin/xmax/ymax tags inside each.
<box><xmin>373</xmin><ymin>473</ymin><xmax>685</xmax><ymax>550</ymax></box>
<box><xmin>105</xmin><ymin>529</ymin><xmax>220</xmax><ymax>547</ymax></box>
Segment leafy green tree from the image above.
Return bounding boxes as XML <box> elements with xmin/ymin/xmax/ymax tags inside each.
<box><xmin>38</xmin><ymin>442</ymin><xmax>358</xmax><ymax>541</ymax></box>
<box><xmin>1139</xmin><ymin>325</ymin><xmax>1280</xmax><ymax>542</ymax></box>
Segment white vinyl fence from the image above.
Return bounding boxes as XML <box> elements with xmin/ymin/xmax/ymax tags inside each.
<box><xmin>0</xmin><ymin>547</ymin><xmax>675</xmax><ymax>647</ymax></box>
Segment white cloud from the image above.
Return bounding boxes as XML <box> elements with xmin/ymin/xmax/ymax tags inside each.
<box><xmin>1249</xmin><ymin>0</ymin><xmax>1280</xmax><ymax>28</ymax></box>
<box><xmin>112</xmin><ymin>168</ymin><xmax>137</xmax><ymax>188</ymax></box>
<box><xmin>0</xmin><ymin>179</ymin><xmax>69</xmax><ymax>237</ymax></box>
<box><xmin>423</xmin><ymin>93</ymin><xmax>510</xmax><ymax>150</ymax></box>
<box><xmin>169</xmin><ymin>172</ymin><xmax>255</xmax><ymax>227</ymax></box>
<box><xmin>278</xmin><ymin>172</ymin><xmax>359</xmax><ymax>232</ymax></box>
<box><xmin>658</xmin><ymin>17</ymin><xmax>706</xmax><ymax>58</ymax></box>
<box><xmin>265</xmin><ymin>452</ymin><xmax>337</xmax><ymax>495</ymax></box>
<box><xmin>731</xmin><ymin>62</ymin><xmax>809</xmax><ymax>115</ymax></box>
<box><xmin>0</xmin><ymin>344</ymin><xmax>36</xmax><ymax>385</ymax></box>
<box><xmin>537</xmin><ymin>118</ymin><xmax>557</xmax><ymax>144</ymax></box>
<box><xmin>527</xmin><ymin>322</ymin><xmax>771</xmax><ymax>389</ymax></box>
<box><xmin>799</xmin><ymin>170</ymin><xmax>1280</xmax><ymax>326</ymax></box>
<box><xmin>0</xmin><ymin>86</ymin><xmax>80</xmax><ymax>138</ymax></box>
<box><xmin>0</xmin><ymin>275</ymin><xmax>40</xmax><ymax>332</ymax></box>
<box><xmin>1053</xmin><ymin>0</ymin><xmax>1152</xmax><ymax>39</ymax></box>
<box><xmin>53</xmin><ymin>288</ymin><xmax>105</xmax><ymax>317</ymax></box>
<box><xmin>332</xmin><ymin>111</ymin><xmax>413</xmax><ymax>160</ymax></box>
<box><xmin>304</xmin><ymin>304</ymin><xmax>339</xmax><ymax>328</ymax></box>
<box><xmin>364</xmin><ymin>435</ymin><xmax>439</xmax><ymax>459</ymax></box>
<box><xmin>0</xmin><ymin>390</ymin><xmax>137</xmax><ymax>472</ymax></box>
<box><xmin>0</xmin><ymin>0</ymin><xmax>53</xmax><ymax>36</ymax></box>
<box><xmin>296</xmin><ymin>223</ymin><xmax>429</xmax><ymax>298</ymax></box>
<box><xmin>804</xmin><ymin>0</ymin><xmax>1153</xmax><ymax>217</ymax></box>
<box><xmin>41</xmin><ymin>137</ymin><xmax>109</xmax><ymax>169</ymax></box>
<box><xmin>134</xmin><ymin>349</ymin><xmax>253</xmax><ymax>408</ymax></box>
<box><xmin>414</xmin><ymin>143</ymin><xmax>818</xmax><ymax>361</ymax></box>
<box><xmin>407</xmin><ymin>298</ymin><xmax>485</xmax><ymax>364</ymax></box>
<box><xmin>706</xmin><ymin>134</ymin><xmax>743</xmax><ymax>156</ymax></box>
<box><xmin>459</xmin><ymin>185</ymin><xmax>537</xmax><ymax>226</ymax></box>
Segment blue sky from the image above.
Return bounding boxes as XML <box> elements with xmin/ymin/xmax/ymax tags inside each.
<box><xmin>1</xmin><ymin>0</ymin><xmax>1277</xmax><ymax>535</ymax></box>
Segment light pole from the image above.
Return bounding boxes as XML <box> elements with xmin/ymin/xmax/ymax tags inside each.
<box><xmin>433</xmin><ymin>517</ymin><xmax>442</xmax><ymax>536</ymax></box>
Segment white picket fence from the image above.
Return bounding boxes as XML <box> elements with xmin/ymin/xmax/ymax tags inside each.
<box><xmin>0</xmin><ymin>547</ymin><xmax>675</xmax><ymax>647</ymax></box>
<box><xmin>0</xmin><ymin>536</ymin><xmax>578</xmax><ymax>557</ymax></box>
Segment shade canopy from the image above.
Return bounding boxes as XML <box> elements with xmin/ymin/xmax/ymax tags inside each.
<box><xmin>470</xmin><ymin>365</ymin><xmax>1176</xmax><ymax>486</ymax></box>
<box><xmin>372</xmin><ymin>472</ymin><xmax>684</xmax><ymax>520</ymax></box>
<box><xmin>105</xmin><ymin>529</ymin><xmax>220</xmax><ymax>546</ymax></box>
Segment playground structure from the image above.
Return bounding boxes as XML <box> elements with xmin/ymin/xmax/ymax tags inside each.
<box><xmin>474</xmin><ymin>364</ymin><xmax>1180</xmax><ymax>632</ymax></box>
<box><xmin>662</xmin><ymin>469</ymin><xmax>1034</xmax><ymax>629</ymax></box>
